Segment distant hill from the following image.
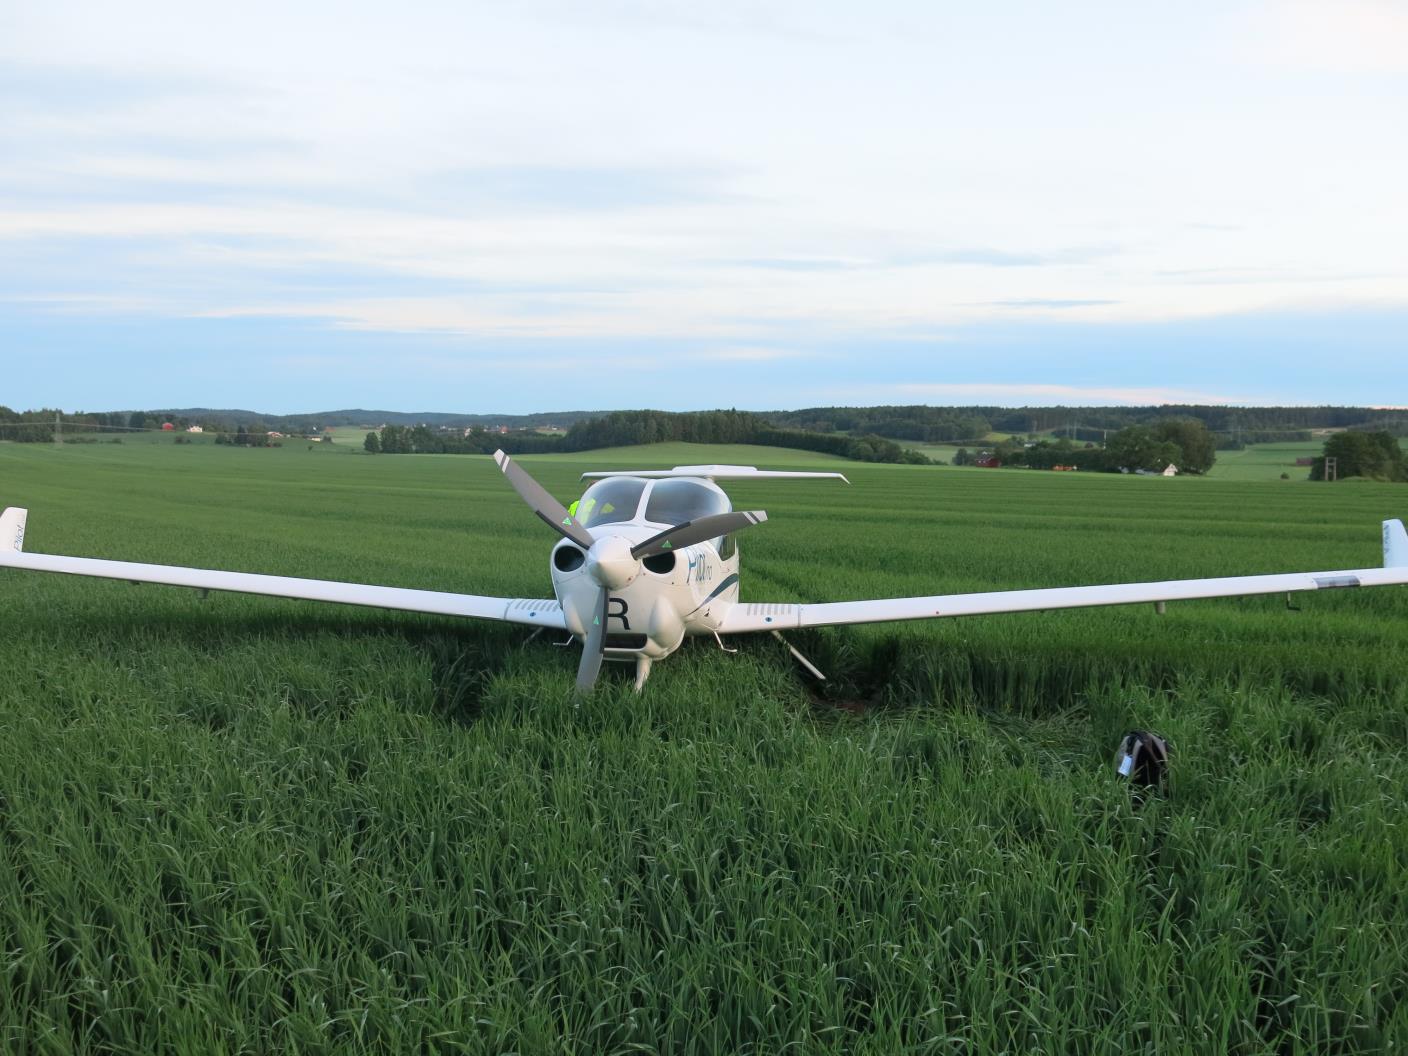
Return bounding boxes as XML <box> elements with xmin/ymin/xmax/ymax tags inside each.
<box><xmin>28</xmin><ymin>402</ymin><xmax>1406</xmax><ymax>450</ymax></box>
<box><xmin>129</xmin><ymin>404</ymin><xmax>1408</xmax><ymax>442</ymax></box>
<box><xmin>144</xmin><ymin>408</ymin><xmax>612</xmax><ymax>430</ymax></box>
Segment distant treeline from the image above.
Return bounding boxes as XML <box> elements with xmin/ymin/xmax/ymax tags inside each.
<box><xmin>956</xmin><ymin>418</ymin><xmax>1218</xmax><ymax>474</ymax></box>
<box><xmin>370</xmin><ymin>410</ymin><xmax>931</xmax><ymax>464</ymax></box>
<box><xmin>765</xmin><ymin>404</ymin><xmax>1408</xmax><ymax>443</ymax></box>
<box><xmin>135</xmin><ymin>406</ymin><xmax>608</xmax><ymax>434</ymax></box>
<box><xmin>1310</xmin><ymin>431</ymin><xmax>1407</xmax><ymax>483</ymax></box>
<box><xmin>0</xmin><ymin>407</ymin><xmax>59</xmax><ymax>442</ymax></box>
<box><xmin>72</xmin><ymin>403</ymin><xmax>1408</xmax><ymax>443</ymax></box>
<box><xmin>0</xmin><ymin>407</ymin><xmax>221</xmax><ymax>442</ymax></box>
<box><xmin>0</xmin><ymin>408</ymin><xmax>342</xmax><ymax>445</ymax></box>
<box><xmin>9</xmin><ymin>404</ymin><xmax>1408</xmax><ymax>464</ymax></box>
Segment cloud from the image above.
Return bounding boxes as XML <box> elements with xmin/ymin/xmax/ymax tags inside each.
<box><xmin>925</xmin><ymin>248</ymin><xmax>1051</xmax><ymax>267</ymax></box>
<box><xmin>977</xmin><ymin>299</ymin><xmax>1120</xmax><ymax>309</ymax></box>
<box><xmin>705</xmin><ymin>345</ymin><xmax>805</xmax><ymax>362</ymax></box>
<box><xmin>0</xmin><ymin>60</ymin><xmax>236</xmax><ymax>111</ymax></box>
<box><xmin>3</xmin><ymin>1</ymin><xmax>1407</xmax><ymax>412</ymax></box>
<box><xmin>422</xmin><ymin>165</ymin><xmax>741</xmax><ymax>211</ymax></box>
<box><xmin>728</xmin><ymin>257</ymin><xmax>863</xmax><ymax>272</ymax></box>
<box><xmin>1250</xmin><ymin>0</ymin><xmax>1408</xmax><ymax>74</ymax></box>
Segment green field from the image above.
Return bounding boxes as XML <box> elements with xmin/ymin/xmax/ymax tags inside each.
<box><xmin>1207</xmin><ymin>441</ymin><xmax>1323</xmax><ymax>481</ymax></box>
<box><xmin>2</xmin><ymin>440</ymin><xmax>1406</xmax><ymax>1053</ymax></box>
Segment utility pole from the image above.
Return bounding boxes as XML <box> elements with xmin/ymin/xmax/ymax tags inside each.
<box><xmin>54</xmin><ymin>411</ymin><xmax>62</xmax><ymax>445</ymax></box>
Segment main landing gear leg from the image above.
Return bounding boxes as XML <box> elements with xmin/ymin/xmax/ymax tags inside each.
<box><xmin>634</xmin><ymin>656</ymin><xmax>652</xmax><ymax>693</ymax></box>
<box><xmin>771</xmin><ymin>630</ymin><xmax>826</xmax><ymax>682</ymax></box>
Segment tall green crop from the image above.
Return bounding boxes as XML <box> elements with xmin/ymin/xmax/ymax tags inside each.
<box><xmin>1</xmin><ymin>441</ymin><xmax>1405</xmax><ymax>1053</ymax></box>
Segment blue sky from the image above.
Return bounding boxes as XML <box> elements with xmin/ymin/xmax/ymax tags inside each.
<box><xmin>3</xmin><ymin>0</ymin><xmax>1406</xmax><ymax>414</ymax></box>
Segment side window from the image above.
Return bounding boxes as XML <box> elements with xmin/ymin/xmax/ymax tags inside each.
<box><xmin>643</xmin><ymin>479</ymin><xmax>729</xmax><ymax>526</ymax></box>
<box><xmin>717</xmin><ymin>534</ymin><xmax>736</xmax><ymax>560</ymax></box>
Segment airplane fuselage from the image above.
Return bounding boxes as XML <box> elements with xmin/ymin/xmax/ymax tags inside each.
<box><xmin>547</xmin><ymin>475</ymin><xmax>742</xmax><ymax>663</ymax></box>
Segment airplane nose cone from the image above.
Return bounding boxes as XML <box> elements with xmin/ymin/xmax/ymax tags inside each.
<box><xmin>586</xmin><ymin>536</ymin><xmax>639</xmax><ymax>590</ymax></box>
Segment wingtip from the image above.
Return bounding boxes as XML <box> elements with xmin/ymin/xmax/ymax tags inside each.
<box><xmin>492</xmin><ymin>449</ymin><xmax>508</xmax><ymax>468</ymax></box>
<box><xmin>1</xmin><ymin>507</ymin><xmax>26</xmax><ymax>552</ymax></box>
<box><xmin>1385</xmin><ymin>518</ymin><xmax>1407</xmax><ymax>568</ymax></box>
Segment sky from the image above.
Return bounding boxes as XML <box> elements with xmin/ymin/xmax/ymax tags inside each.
<box><xmin>2</xmin><ymin>0</ymin><xmax>1406</xmax><ymax>414</ymax></box>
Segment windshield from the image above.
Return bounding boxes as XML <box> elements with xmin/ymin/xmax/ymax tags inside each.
<box><xmin>643</xmin><ymin>478</ymin><xmax>730</xmax><ymax>526</ymax></box>
<box><xmin>574</xmin><ymin>477</ymin><xmax>647</xmax><ymax>527</ymax></box>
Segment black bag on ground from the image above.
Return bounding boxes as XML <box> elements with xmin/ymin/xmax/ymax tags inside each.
<box><xmin>1115</xmin><ymin>730</ymin><xmax>1170</xmax><ymax>798</ymax></box>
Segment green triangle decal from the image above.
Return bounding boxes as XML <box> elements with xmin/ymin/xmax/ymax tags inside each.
<box><xmin>661</xmin><ymin>540</ymin><xmax>672</xmax><ymax>549</ymax></box>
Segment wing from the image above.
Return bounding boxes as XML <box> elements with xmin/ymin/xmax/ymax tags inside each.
<box><xmin>720</xmin><ymin>518</ymin><xmax>1408</xmax><ymax>633</ymax></box>
<box><xmin>0</xmin><ymin>507</ymin><xmax>565</xmax><ymax>629</ymax></box>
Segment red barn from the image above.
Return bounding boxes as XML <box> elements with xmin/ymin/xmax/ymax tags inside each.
<box><xmin>974</xmin><ymin>456</ymin><xmax>1001</xmax><ymax>468</ymax></box>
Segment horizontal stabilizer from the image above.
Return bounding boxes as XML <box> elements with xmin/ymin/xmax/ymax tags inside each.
<box><xmin>1387</xmin><ymin>519</ymin><xmax>1408</xmax><ymax>568</ymax></box>
<box><xmin>1</xmin><ymin>507</ymin><xmax>26</xmax><ymax>552</ymax></box>
<box><xmin>581</xmin><ymin>465</ymin><xmax>849</xmax><ymax>483</ymax></box>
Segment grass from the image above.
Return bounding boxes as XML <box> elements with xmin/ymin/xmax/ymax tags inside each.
<box><xmin>1207</xmin><ymin>441</ymin><xmax>1324</xmax><ymax>481</ymax></box>
<box><xmin>1</xmin><ymin>440</ymin><xmax>1406</xmax><ymax>1053</ymax></box>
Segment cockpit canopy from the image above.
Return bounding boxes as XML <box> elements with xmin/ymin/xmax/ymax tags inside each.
<box><xmin>575</xmin><ymin>476</ymin><xmax>730</xmax><ymax>528</ymax></box>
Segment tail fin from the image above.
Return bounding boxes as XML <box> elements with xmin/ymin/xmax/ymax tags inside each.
<box><xmin>1386</xmin><ymin>519</ymin><xmax>1407</xmax><ymax>568</ymax></box>
<box><xmin>1</xmin><ymin>507</ymin><xmax>27</xmax><ymax>552</ymax></box>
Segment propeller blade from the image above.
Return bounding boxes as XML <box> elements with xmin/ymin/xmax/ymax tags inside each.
<box><xmin>630</xmin><ymin>510</ymin><xmax>767</xmax><ymax>560</ymax></box>
<box><xmin>493</xmin><ymin>450</ymin><xmax>596</xmax><ymax>549</ymax></box>
<box><xmin>576</xmin><ymin>585</ymin><xmax>609</xmax><ymax>692</ymax></box>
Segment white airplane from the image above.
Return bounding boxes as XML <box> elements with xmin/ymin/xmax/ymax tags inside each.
<box><xmin>2</xmin><ymin>451</ymin><xmax>1406</xmax><ymax>692</ymax></box>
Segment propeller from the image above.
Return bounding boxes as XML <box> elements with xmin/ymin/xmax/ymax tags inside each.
<box><xmin>492</xmin><ymin>450</ymin><xmax>769</xmax><ymax>692</ymax></box>
<box><xmin>576</xmin><ymin>585</ymin><xmax>609</xmax><ymax>692</ymax></box>
<box><xmin>492</xmin><ymin>450</ymin><xmax>595</xmax><ymax>550</ymax></box>
<box><xmin>630</xmin><ymin>510</ymin><xmax>767</xmax><ymax>559</ymax></box>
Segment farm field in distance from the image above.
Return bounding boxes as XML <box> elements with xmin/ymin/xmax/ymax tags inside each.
<box><xmin>1206</xmin><ymin>440</ymin><xmax>1323</xmax><ymax>481</ymax></box>
<box><xmin>1</xmin><ymin>439</ymin><xmax>1406</xmax><ymax>1053</ymax></box>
